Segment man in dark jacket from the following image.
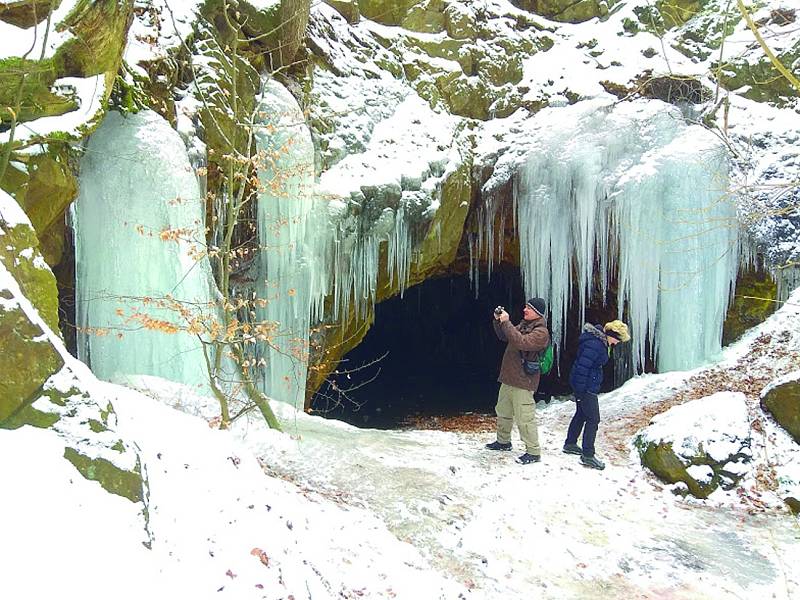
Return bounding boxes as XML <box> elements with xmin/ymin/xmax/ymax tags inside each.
<box><xmin>563</xmin><ymin>320</ymin><xmax>630</xmax><ymax>470</ymax></box>
<box><xmin>485</xmin><ymin>298</ymin><xmax>550</xmax><ymax>464</ymax></box>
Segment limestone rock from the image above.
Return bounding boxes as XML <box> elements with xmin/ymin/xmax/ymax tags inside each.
<box><xmin>761</xmin><ymin>373</ymin><xmax>800</xmax><ymax>444</ymax></box>
<box><xmin>635</xmin><ymin>392</ymin><xmax>752</xmax><ymax>499</ymax></box>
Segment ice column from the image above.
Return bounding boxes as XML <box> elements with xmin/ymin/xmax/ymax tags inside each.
<box><xmin>74</xmin><ymin>110</ymin><xmax>221</xmax><ymax>390</ymax></box>
<box><xmin>513</xmin><ymin>99</ymin><xmax>737</xmax><ymax>373</ymax></box>
<box><xmin>254</xmin><ymin>79</ymin><xmax>328</xmax><ymax>408</ymax></box>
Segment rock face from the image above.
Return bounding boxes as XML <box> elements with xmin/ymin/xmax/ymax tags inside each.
<box><xmin>0</xmin><ymin>203</ymin><xmax>146</xmax><ymax>506</ymax></box>
<box><xmin>761</xmin><ymin>372</ymin><xmax>800</xmax><ymax>444</ymax></box>
<box><xmin>635</xmin><ymin>392</ymin><xmax>752</xmax><ymax>499</ymax></box>
<box><xmin>722</xmin><ymin>268</ymin><xmax>777</xmax><ymax>346</ymax></box>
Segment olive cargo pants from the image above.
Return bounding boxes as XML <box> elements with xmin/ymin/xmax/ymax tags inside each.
<box><xmin>495</xmin><ymin>383</ymin><xmax>540</xmax><ymax>455</ymax></box>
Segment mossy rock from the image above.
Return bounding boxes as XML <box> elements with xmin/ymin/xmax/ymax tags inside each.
<box><xmin>655</xmin><ymin>0</ymin><xmax>702</xmax><ymax>28</ymax></box>
<box><xmin>510</xmin><ymin>0</ymin><xmax>614</xmax><ymax>23</ymax></box>
<box><xmin>53</xmin><ymin>0</ymin><xmax>134</xmax><ymax>79</ymax></box>
<box><xmin>7</xmin><ymin>148</ymin><xmax>79</xmax><ymax>267</ymax></box>
<box><xmin>638</xmin><ymin>441</ymin><xmax>717</xmax><ymax>498</ymax></box>
<box><xmin>0</xmin><ymin>298</ymin><xmax>64</xmax><ymax>425</ymax></box>
<box><xmin>323</xmin><ymin>0</ymin><xmax>359</xmax><ymax>23</ymax></box>
<box><xmin>0</xmin><ymin>0</ymin><xmax>62</xmax><ymax>27</ymax></box>
<box><xmin>0</xmin><ymin>215</ymin><xmax>60</xmax><ymax>332</ymax></box>
<box><xmin>0</xmin><ymin>56</ymin><xmax>76</xmax><ymax>125</ymax></box>
<box><xmin>411</xmin><ymin>148</ymin><xmax>472</xmax><ymax>279</ymax></box>
<box><xmin>786</xmin><ymin>496</ymin><xmax>800</xmax><ymax>514</ymax></box>
<box><xmin>191</xmin><ymin>23</ymin><xmax>260</xmax><ymax>181</ymax></box>
<box><xmin>761</xmin><ymin>379</ymin><xmax>800</xmax><ymax>443</ymax></box>
<box><xmin>722</xmin><ymin>268</ymin><xmax>776</xmax><ymax>345</ymax></box>
<box><xmin>357</xmin><ymin>0</ymin><xmax>418</xmax><ymax>26</ymax></box>
<box><xmin>405</xmin><ymin>35</ymin><xmax>469</xmax><ymax>64</ymax></box>
<box><xmin>636</xmin><ymin>434</ymin><xmax>750</xmax><ymax>499</ymax></box>
<box><xmin>201</xmin><ymin>0</ymin><xmax>310</xmax><ymax>69</ymax></box>
<box><xmin>401</xmin><ymin>0</ymin><xmax>446</xmax><ymax>33</ymax></box>
<box><xmin>718</xmin><ymin>40</ymin><xmax>800</xmax><ymax>105</ymax></box>
<box><xmin>475</xmin><ymin>48</ymin><xmax>524</xmax><ymax>87</ymax></box>
<box><xmin>444</xmin><ymin>3</ymin><xmax>476</xmax><ymax>40</ymax></box>
<box><xmin>64</xmin><ymin>447</ymin><xmax>144</xmax><ymax>502</ymax></box>
<box><xmin>440</xmin><ymin>75</ymin><xmax>493</xmax><ymax>120</ymax></box>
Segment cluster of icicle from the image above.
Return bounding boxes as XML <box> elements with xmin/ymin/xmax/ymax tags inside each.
<box><xmin>472</xmin><ymin>99</ymin><xmax>738</xmax><ymax>373</ymax></box>
<box><xmin>75</xmin><ymin>78</ymin><xmax>420</xmax><ymax>409</ymax></box>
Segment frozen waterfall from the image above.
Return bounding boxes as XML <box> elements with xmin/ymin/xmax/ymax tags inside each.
<box><xmin>508</xmin><ymin>99</ymin><xmax>737</xmax><ymax>372</ymax></box>
<box><xmin>254</xmin><ymin>80</ymin><xmax>328</xmax><ymax>409</ymax></box>
<box><xmin>74</xmin><ymin>110</ymin><xmax>222</xmax><ymax>391</ymax></box>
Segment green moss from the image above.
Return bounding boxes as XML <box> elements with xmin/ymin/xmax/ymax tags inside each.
<box><xmin>63</xmin><ymin>447</ymin><xmax>144</xmax><ymax>503</ymax></box>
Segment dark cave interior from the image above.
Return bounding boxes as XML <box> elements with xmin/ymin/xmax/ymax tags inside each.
<box><xmin>310</xmin><ymin>265</ymin><xmax>616</xmax><ymax>429</ymax></box>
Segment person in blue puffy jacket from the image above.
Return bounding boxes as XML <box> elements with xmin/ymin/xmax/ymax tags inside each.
<box><xmin>563</xmin><ymin>320</ymin><xmax>629</xmax><ymax>470</ymax></box>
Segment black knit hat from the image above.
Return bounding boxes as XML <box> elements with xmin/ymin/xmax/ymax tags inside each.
<box><xmin>526</xmin><ymin>297</ymin><xmax>546</xmax><ymax>317</ymax></box>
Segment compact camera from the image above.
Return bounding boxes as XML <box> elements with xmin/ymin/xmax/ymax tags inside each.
<box><xmin>494</xmin><ymin>306</ymin><xmax>505</xmax><ymax>316</ymax></box>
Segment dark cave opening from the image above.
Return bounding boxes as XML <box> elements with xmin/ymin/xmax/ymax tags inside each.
<box><xmin>312</xmin><ymin>265</ymin><xmax>572</xmax><ymax>429</ymax></box>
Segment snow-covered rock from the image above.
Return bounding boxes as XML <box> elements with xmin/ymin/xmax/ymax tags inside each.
<box><xmin>635</xmin><ymin>392</ymin><xmax>753</xmax><ymax>498</ymax></box>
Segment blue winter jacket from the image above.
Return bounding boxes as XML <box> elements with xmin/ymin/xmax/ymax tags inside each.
<box><xmin>569</xmin><ymin>323</ymin><xmax>610</xmax><ymax>394</ymax></box>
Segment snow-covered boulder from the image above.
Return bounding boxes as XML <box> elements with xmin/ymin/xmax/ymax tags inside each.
<box><xmin>0</xmin><ymin>232</ymin><xmax>145</xmax><ymax>507</ymax></box>
<box><xmin>635</xmin><ymin>392</ymin><xmax>753</xmax><ymax>499</ymax></box>
<box><xmin>761</xmin><ymin>371</ymin><xmax>800</xmax><ymax>444</ymax></box>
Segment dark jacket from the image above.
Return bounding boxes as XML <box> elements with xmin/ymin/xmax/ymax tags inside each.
<box><xmin>569</xmin><ymin>323</ymin><xmax>610</xmax><ymax>394</ymax></box>
<box><xmin>493</xmin><ymin>317</ymin><xmax>550</xmax><ymax>392</ymax></box>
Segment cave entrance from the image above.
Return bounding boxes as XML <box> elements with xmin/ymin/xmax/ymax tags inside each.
<box><xmin>312</xmin><ymin>264</ymin><xmax>561</xmax><ymax>429</ymax></box>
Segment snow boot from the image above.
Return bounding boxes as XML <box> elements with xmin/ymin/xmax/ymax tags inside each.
<box><xmin>562</xmin><ymin>443</ymin><xmax>582</xmax><ymax>455</ymax></box>
<box><xmin>516</xmin><ymin>453</ymin><xmax>541</xmax><ymax>464</ymax></box>
<box><xmin>580</xmin><ymin>455</ymin><xmax>606</xmax><ymax>470</ymax></box>
<box><xmin>485</xmin><ymin>441</ymin><xmax>512</xmax><ymax>451</ymax></box>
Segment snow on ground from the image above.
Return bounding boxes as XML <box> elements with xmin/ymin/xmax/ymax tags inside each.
<box><xmin>30</xmin><ymin>287</ymin><xmax>794</xmax><ymax>599</ymax></box>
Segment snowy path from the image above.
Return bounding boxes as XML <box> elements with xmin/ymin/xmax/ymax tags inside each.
<box><xmin>256</xmin><ymin>396</ymin><xmax>800</xmax><ymax>599</ymax></box>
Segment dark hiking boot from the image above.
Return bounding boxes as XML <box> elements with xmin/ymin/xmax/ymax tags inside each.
<box><xmin>516</xmin><ymin>453</ymin><xmax>541</xmax><ymax>464</ymax></box>
<box><xmin>562</xmin><ymin>443</ymin><xmax>582</xmax><ymax>455</ymax></box>
<box><xmin>580</xmin><ymin>455</ymin><xmax>606</xmax><ymax>470</ymax></box>
<box><xmin>485</xmin><ymin>441</ymin><xmax>512</xmax><ymax>451</ymax></box>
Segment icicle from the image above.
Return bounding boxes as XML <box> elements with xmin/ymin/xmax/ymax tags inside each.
<box><xmin>509</xmin><ymin>99</ymin><xmax>737</xmax><ymax>373</ymax></box>
<box><xmin>74</xmin><ymin>110</ymin><xmax>222</xmax><ymax>391</ymax></box>
<box><xmin>254</xmin><ymin>79</ymin><xmax>328</xmax><ymax>409</ymax></box>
